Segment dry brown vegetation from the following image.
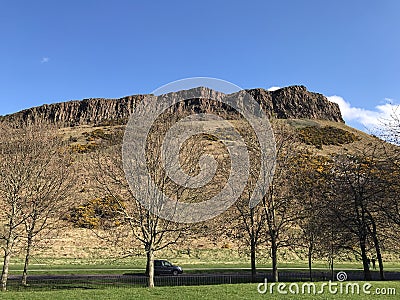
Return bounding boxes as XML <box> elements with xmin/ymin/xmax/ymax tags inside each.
<box><xmin>39</xmin><ymin>118</ymin><xmax>398</xmax><ymax>252</ymax></box>
<box><xmin>1</xmin><ymin>112</ymin><xmax>399</xmax><ymax>289</ymax></box>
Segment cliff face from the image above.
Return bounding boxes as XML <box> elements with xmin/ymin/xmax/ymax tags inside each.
<box><xmin>0</xmin><ymin>86</ymin><xmax>344</xmax><ymax>127</ymax></box>
<box><xmin>1</xmin><ymin>95</ymin><xmax>146</xmax><ymax>127</ymax></box>
<box><xmin>247</xmin><ymin>86</ymin><xmax>344</xmax><ymax>122</ymax></box>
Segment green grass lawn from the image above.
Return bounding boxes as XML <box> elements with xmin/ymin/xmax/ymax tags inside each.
<box><xmin>10</xmin><ymin>259</ymin><xmax>400</xmax><ymax>275</ymax></box>
<box><xmin>7</xmin><ymin>247</ymin><xmax>399</xmax><ymax>276</ymax></box>
<box><xmin>1</xmin><ymin>282</ymin><xmax>399</xmax><ymax>300</ymax></box>
<box><xmin>7</xmin><ymin>257</ymin><xmax>400</xmax><ymax>276</ymax></box>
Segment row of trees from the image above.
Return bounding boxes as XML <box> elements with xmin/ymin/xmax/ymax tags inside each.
<box><xmin>89</xmin><ymin>117</ymin><xmax>399</xmax><ymax>286</ymax></box>
<box><xmin>233</xmin><ymin>120</ymin><xmax>400</xmax><ymax>283</ymax></box>
<box><xmin>0</xmin><ymin>109</ymin><xmax>399</xmax><ymax>290</ymax></box>
<box><xmin>0</xmin><ymin>125</ymin><xmax>74</xmax><ymax>291</ymax></box>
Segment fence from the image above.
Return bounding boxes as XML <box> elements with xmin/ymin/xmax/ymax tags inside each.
<box><xmin>6</xmin><ymin>270</ymin><xmax>398</xmax><ymax>291</ymax></box>
<box><xmin>7</xmin><ymin>274</ymin><xmax>266</xmax><ymax>291</ymax></box>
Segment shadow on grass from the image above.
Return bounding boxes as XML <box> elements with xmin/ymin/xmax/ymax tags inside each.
<box><xmin>8</xmin><ymin>284</ymin><xmax>99</xmax><ymax>292</ymax></box>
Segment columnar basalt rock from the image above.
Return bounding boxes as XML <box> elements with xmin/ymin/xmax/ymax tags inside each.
<box><xmin>247</xmin><ymin>86</ymin><xmax>343</xmax><ymax>122</ymax></box>
<box><xmin>0</xmin><ymin>86</ymin><xmax>343</xmax><ymax>128</ymax></box>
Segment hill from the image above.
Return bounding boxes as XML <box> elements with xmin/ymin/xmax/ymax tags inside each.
<box><xmin>0</xmin><ymin>85</ymin><xmax>394</xmax><ymax>260</ymax></box>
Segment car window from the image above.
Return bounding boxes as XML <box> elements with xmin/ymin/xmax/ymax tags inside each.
<box><xmin>154</xmin><ymin>261</ymin><xmax>162</xmax><ymax>267</ymax></box>
<box><xmin>163</xmin><ymin>261</ymin><xmax>172</xmax><ymax>267</ymax></box>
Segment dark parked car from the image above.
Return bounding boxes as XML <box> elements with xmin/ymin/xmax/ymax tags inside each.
<box><xmin>154</xmin><ymin>260</ymin><xmax>183</xmax><ymax>276</ymax></box>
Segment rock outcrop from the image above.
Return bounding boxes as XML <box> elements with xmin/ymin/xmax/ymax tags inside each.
<box><xmin>0</xmin><ymin>95</ymin><xmax>146</xmax><ymax>127</ymax></box>
<box><xmin>0</xmin><ymin>86</ymin><xmax>344</xmax><ymax>127</ymax></box>
<box><xmin>247</xmin><ymin>86</ymin><xmax>343</xmax><ymax>122</ymax></box>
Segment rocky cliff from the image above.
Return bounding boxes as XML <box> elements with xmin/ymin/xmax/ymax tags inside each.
<box><xmin>0</xmin><ymin>95</ymin><xmax>147</xmax><ymax>128</ymax></box>
<box><xmin>0</xmin><ymin>85</ymin><xmax>344</xmax><ymax>127</ymax></box>
<box><xmin>247</xmin><ymin>85</ymin><xmax>343</xmax><ymax>122</ymax></box>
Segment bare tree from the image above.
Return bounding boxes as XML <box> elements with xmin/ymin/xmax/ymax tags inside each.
<box><xmin>19</xmin><ymin>131</ymin><xmax>74</xmax><ymax>286</ymax></box>
<box><xmin>226</xmin><ymin>116</ymin><xmax>271</xmax><ymax>283</ymax></box>
<box><xmin>261</xmin><ymin>122</ymin><xmax>302</xmax><ymax>282</ymax></box>
<box><xmin>374</xmin><ymin>108</ymin><xmax>400</xmax><ymax>229</ymax></box>
<box><xmin>380</xmin><ymin>107</ymin><xmax>400</xmax><ymax>145</ymax></box>
<box><xmin>0</xmin><ymin>125</ymin><xmax>33</xmax><ymax>291</ymax></box>
<box><xmin>0</xmin><ymin>125</ymin><xmax>73</xmax><ymax>290</ymax></box>
<box><xmin>291</xmin><ymin>151</ymin><xmax>333</xmax><ymax>281</ymax></box>
<box><xmin>377</xmin><ymin>148</ymin><xmax>400</xmax><ymax>229</ymax></box>
<box><xmin>234</xmin><ymin>191</ymin><xmax>266</xmax><ymax>282</ymax></box>
<box><xmin>88</xmin><ymin>121</ymin><xmax>197</xmax><ymax>288</ymax></box>
<box><xmin>329</xmin><ymin>145</ymin><xmax>391</xmax><ymax>280</ymax></box>
<box><xmin>380</xmin><ymin>175</ymin><xmax>400</xmax><ymax>228</ymax></box>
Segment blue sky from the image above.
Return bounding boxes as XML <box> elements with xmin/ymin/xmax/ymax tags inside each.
<box><xmin>1</xmin><ymin>0</ymin><xmax>399</xmax><ymax>130</ymax></box>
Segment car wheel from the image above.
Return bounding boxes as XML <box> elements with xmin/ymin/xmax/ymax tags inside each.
<box><xmin>172</xmin><ymin>270</ymin><xmax>179</xmax><ymax>276</ymax></box>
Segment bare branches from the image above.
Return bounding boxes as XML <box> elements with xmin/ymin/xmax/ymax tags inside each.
<box><xmin>87</xmin><ymin>119</ymin><xmax>196</xmax><ymax>287</ymax></box>
<box><xmin>0</xmin><ymin>124</ymin><xmax>75</xmax><ymax>289</ymax></box>
<box><xmin>379</xmin><ymin>106</ymin><xmax>400</xmax><ymax>145</ymax></box>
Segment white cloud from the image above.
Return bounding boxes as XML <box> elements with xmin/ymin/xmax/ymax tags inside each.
<box><xmin>384</xmin><ymin>97</ymin><xmax>394</xmax><ymax>104</ymax></box>
<box><xmin>41</xmin><ymin>57</ymin><xmax>50</xmax><ymax>63</ymax></box>
<box><xmin>267</xmin><ymin>86</ymin><xmax>281</xmax><ymax>91</ymax></box>
<box><xmin>328</xmin><ymin>95</ymin><xmax>400</xmax><ymax>130</ymax></box>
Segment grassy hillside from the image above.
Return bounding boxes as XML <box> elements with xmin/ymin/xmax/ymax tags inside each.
<box><xmin>26</xmin><ymin>117</ymin><xmax>393</xmax><ymax>262</ymax></box>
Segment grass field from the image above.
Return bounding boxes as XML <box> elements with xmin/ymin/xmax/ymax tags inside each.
<box><xmin>4</xmin><ymin>252</ymin><xmax>400</xmax><ymax>299</ymax></box>
<box><xmin>7</xmin><ymin>256</ymin><xmax>400</xmax><ymax>275</ymax></box>
<box><xmin>10</xmin><ymin>261</ymin><xmax>400</xmax><ymax>275</ymax></box>
<box><xmin>1</xmin><ymin>282</ymin><xmax>399</xmax><ymax>300</ymax></box>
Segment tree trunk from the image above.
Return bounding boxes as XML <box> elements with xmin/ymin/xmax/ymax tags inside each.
<box><xmin>250</xmin><ymin>238</ymin><xmax>256</xmax><ymax>282</ymax></box>
<box><xmin>360</xmin><ymin>238</ymin><xmax>371</xmax><ymax>280</ymax></box>
<box><xmin>271</xmin><ymin>233</ymin><xmax>278</xmax><ymax>282</ymax></box>
<box><xmin>1</xmin><ymin>217</ymin><xmax>16</xmax><ymax>293</ymax></box>
<box><xmin>330</xmin><ymin>226</ymin><xmax>334</xmax><ymax>281</ymax></box>
<box><xmin>308</xmin><ymin>239</ymin><xmax>313</xmax><ymax>281</ymax></box>
<box><xmin>374</xmin><ymin>239</ymin><xmax>385</xmax><ymax>281</ymax></box>
<box><xmin>146</xmin><ymin>249</ymin><xmax>155</xmax><ymax>288</ymax></box>
<box><xmin>22</xmin><ymin>233</ymin><xmax>33</xmax><ymax>286</ymax></box>
<box><xmin>1</xmin><ymin>239</ymin><xmax>13</xmax><ymax>292</ymax></box>
<box><xmin>369</xmin><ymin>222</ymin><xmax>385</xmax><ymax>280</ymax></box>
<box><xmin>145</xmin><ymin>251</ymin><xmax>150</xmax><ymax>276</ymax></box>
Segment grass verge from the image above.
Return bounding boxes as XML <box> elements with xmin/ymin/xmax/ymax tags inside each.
<box><xmin>1</xmin><ymin>281</ymin><xmax>399</xmax><ymax>300</ymax></box>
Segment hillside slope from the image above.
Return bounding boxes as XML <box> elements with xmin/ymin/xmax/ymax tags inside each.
<box><xmin>2</xmin><ymin>85</ymin><xmax>391</xmax><ymax>260</ymax></box>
